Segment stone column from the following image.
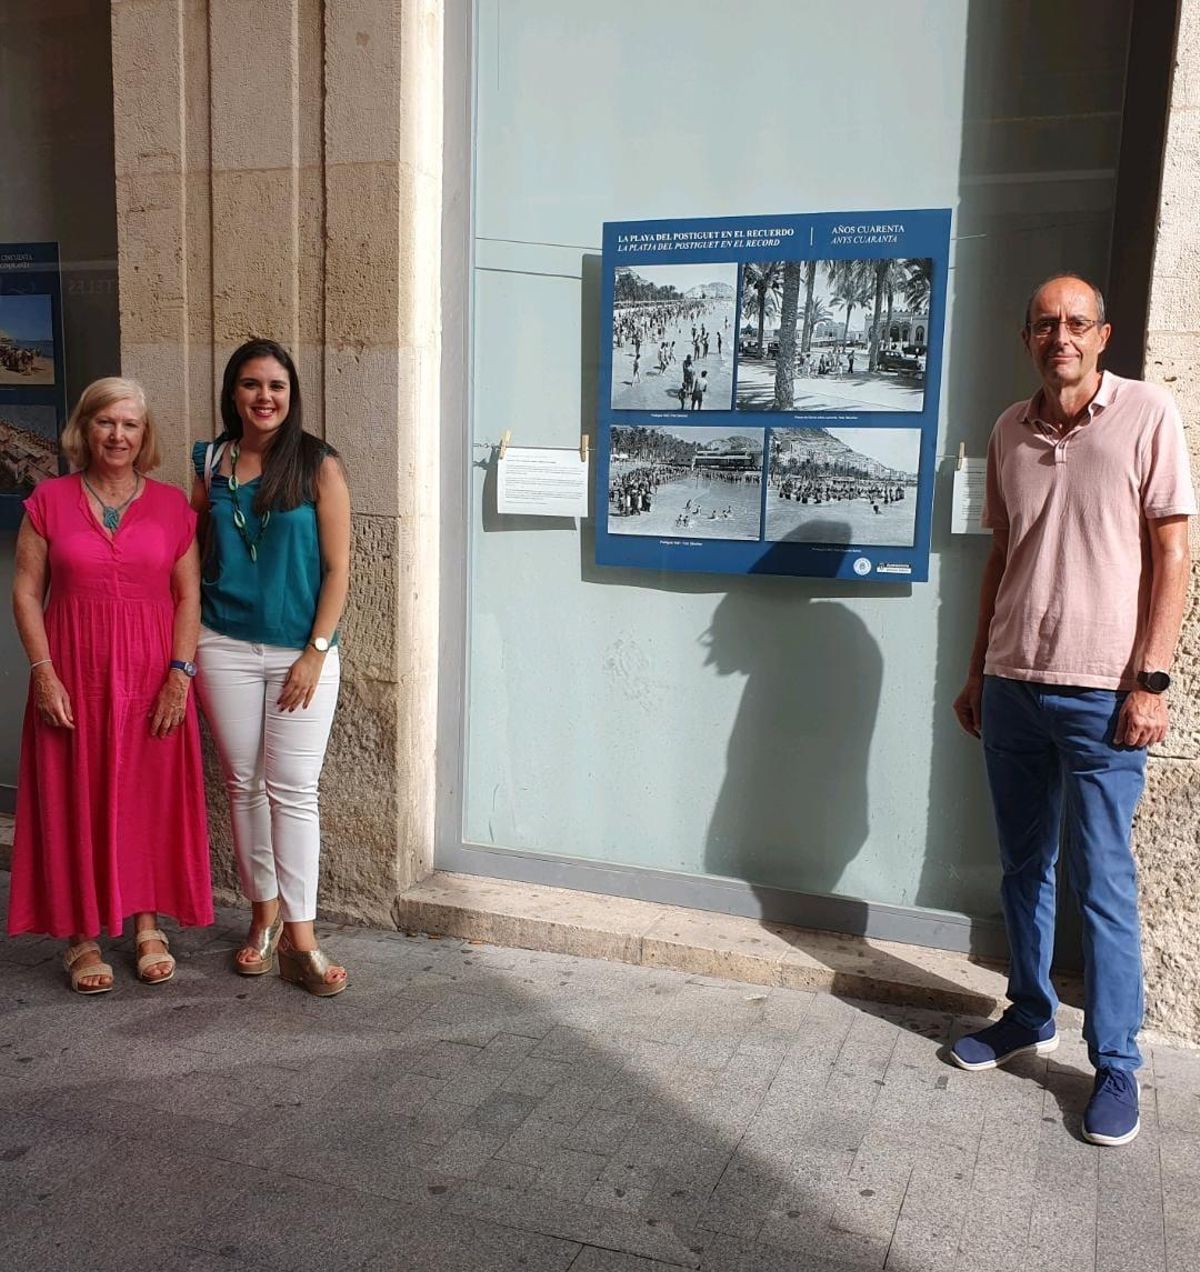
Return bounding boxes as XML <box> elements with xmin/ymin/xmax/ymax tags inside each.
<box><xmin>110</xmin><ymin>0</ymin><xmax>442</xmax><ymax>924</ymax></box>
<box><xmin>1137</xmin><ymin>0</ymin><xmax>1200</xmax><ymax>1044</ymax></box>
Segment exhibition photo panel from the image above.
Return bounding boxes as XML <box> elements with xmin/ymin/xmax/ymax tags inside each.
<box><xmin>610</xmin><ymin>262</ymin><xmax>737</xmax><ymax>412</ymax></box>
<box><xmin>608</xmin><ymin>423</ymin><xmax>764</xmax><ymax>541</ymax></box>
<box><xmin>735</xmin><ymin>257</ymin><xmax>931</xmax><ymax>414</ymax></box>
<box><xmin>766</xmin><ymin>426</ymin><xmax>920</xmax><ymax>547</ymax></box>
<box><xmin>596</xmin><ymin>211</ymin><xmax>948</xmax><ymax>578</ymax></box>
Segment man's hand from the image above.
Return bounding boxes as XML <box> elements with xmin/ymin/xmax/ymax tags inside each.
<box><xmin>953</xmin><ymin>675</ymin><xmax>984</xmax><ymax>738</ymax></box>
<box><xmin>1115</xmin><ymin>689</ymin><xmax>1169</xmax><ymax>749</ymax></box>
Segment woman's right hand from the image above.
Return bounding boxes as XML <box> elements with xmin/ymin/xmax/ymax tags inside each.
<box><xmin>32</xmin><ymin>665</ymin><xmax>74</xmax><ymax>729</ymax></box>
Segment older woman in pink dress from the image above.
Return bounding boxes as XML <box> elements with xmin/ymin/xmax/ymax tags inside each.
<box><xmin>8</xmin><ymin>378</ymin><xmax>212</xmax><ymax>993</ymax></box>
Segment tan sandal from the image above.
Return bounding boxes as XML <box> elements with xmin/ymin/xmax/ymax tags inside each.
<box><xmin>64</xmin><ymin>941</ymin><xmax>114</xmax><ymax>995</ymax></box>
<box><xmin>277</xmin><ymin>938</ymin><xmax>347</xmax><ymax>997</ymax></box>
<box><xmin>234</xmin><ymin>911</ymin><xmax>283</xmax><ymax>976</ymax></box>
<box><xmin>135</xmin><ymin>928</ymin><xmax>176</xmax><ymax>984</ymax></box>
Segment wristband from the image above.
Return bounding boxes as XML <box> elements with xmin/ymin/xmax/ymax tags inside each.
<box><xmin>29</xmin><ymin>659</ymin><xmax>52</xmax><ymax>671</ymax></box>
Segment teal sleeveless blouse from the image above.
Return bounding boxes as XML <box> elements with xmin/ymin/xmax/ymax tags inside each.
<box><xmin>191</xmin><ymin>438</ymin><xmax>336</xmax><ymax>650</ymax></box>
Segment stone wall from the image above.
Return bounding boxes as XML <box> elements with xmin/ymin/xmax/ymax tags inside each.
<box><xmin>1138</xmin><ymin>0</ymin><xmax>1200</xmax><ymax>1043</ymax></box>
<box><xmin>110</xmin><ymin>0</ymin><xmax>442</xmax><ymax>923</ymax></box>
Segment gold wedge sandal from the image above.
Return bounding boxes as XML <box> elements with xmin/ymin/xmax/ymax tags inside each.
<box><xmin>64</xmin><ymin>940</ymin><xmax>114</xmax><ymax>995</ymax></box>
<box><xmin>135</xmin><ymin>928</ymin><xmax>176</xmax><ymax>984</ymax></box>
<box><xmin>234</xmin><ymin>911</ymin><xmax>283</xmax><ymax>976</ymax></box>
<box><xmin>277</xmin><ymin>937</ymin><xmax>347</xmax><ymax>997</ymax></box>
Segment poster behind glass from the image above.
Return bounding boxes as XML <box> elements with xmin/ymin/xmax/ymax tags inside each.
<box><xmin>0</xmin><ymin>242</ymin><xmax>66</xmax><ymax>530</ymax></box>
<box><xmin>596</xmin><ymin>209</ymin><xmax>950</xmax><ymax>581</ymax></box>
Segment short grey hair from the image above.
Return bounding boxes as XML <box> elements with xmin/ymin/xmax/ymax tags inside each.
<box><xmin>1024</xmin><ymin>274</ymin><xmax>1107</xmax><ymax>329</ymax></box>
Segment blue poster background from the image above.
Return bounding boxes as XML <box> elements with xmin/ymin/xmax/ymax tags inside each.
<box><xmin>595</xmin><ymin>209</ymin><xmax>950</xmax><ymax>581</ymax></box>
<box><xmin>0</xmin><ymin>242</ymin><xmax>67</xmax><ymax>531</ymax></box>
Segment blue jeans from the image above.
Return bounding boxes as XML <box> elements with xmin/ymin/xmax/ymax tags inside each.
<box><xmin>981</xmin><ymin>676</ymin><xmax>1147</xmax><ymax>1071</ymax></box>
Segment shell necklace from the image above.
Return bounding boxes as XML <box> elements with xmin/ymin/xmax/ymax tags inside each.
<box><xmin>228</xmin><ymin>441</ymin><xmax>270</xmax><ymax>561</ymax></box>
<box><xmin>82</xmin><ymin>470</ymin><xmax>141</xmax><ymax>531</ymax></box>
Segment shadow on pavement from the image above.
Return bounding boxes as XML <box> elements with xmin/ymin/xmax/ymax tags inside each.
<box><xmin>0</xmin><ymin>874</ymin><xmax>1123</xmax><ymax>1272</ymax></box>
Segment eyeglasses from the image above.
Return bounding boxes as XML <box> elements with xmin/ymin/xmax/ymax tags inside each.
<box><xmin>1027</xmin><ymin>316</ymin><xmax>1102</xmax><ymax>340</ymax></box>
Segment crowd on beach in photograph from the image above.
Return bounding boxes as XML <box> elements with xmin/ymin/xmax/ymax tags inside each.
<box><xmin>772</xmin><ymin>472</ymin><xmax>910</xmax><ymax>515</ymax></box>
<box><xmin>0</xmin><ymin>341</ymin><xmax>40</xmax><ymax>376</ymax></box>
<box><xmin>613</xmin><ymin>297</ymin><xmax>729</xmax><ymax>409</ymax></box>
<box><xmin>607</xmin><ymin>461</ymin><xmax>689</xmax><ymax>518</ymax></box>
<box><xmin>795</xmin><ymin>348</ymin><xmax>857</xmax><ymax>378</ymax></box>
<box><xmin>609</xmin><ymin>460</ymin><xmax>759</xmax><ymax>521</ymax></box>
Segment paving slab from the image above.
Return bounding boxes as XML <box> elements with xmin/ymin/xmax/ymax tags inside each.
<box><xmin>0</xmin><ymin>869</ymin><xmax>1192</xmax><ymax>1272</ymax></box>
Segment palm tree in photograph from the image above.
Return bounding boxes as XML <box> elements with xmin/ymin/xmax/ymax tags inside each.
<box><xmin>800</xmin><ymin>259</ymin><xmax>818</xmax><ymax>353</ymax></box>
<box><xmin>806</xmin><ymin>298</ymin><xmax>834</xmax><ymax>345</ymax></box>
<box><xmin>901</xmin><ymin>258</ymin><xmax>933</xmax><ymax>318</ymax></box>
<box><xmin>879</xmin><ymin>262</ymin><xmax>902</xmax><ymax>357</ymax></box>
<box><xmin>865</xmin><ymin>258</ymin><xmax>912</xmax><ymax>371</ymax></box>
<box><xmin>772</xmin><ymin>261</ymin><xmax>804</xmax><ymax>410</ymax></box>
<box><xmin>741</xmin><ymin>262</ymin><xmax>784</xmax><ymax>355</ymax></box>
<box><xmin>870</xmin><ymin>258</ymin><xmax>931</xmax><ymax>359</ymax></box>
<box><xmin>826</xmin><ymin>260</ymin><xmax>873</xmax><ymax>356</ymax></box>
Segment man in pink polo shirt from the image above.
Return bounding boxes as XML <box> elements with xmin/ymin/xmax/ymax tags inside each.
<box><xmin>951</xmin><ymin>274</ymin><xmax>1194</xmax><ymax>1146</ymax></box>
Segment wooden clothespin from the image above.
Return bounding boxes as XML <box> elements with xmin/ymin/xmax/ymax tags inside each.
<box><xmin>499</xmin><ymin>430</ymin><xmax>511</xmax><ymax>460</ymax></box>
<box><xmin>956</xmin><ymin>442</ymin><xmax>965</xmax><ymax>471</ymax></box>
<box><xmin>580</xmin><ymin>434</ymin><xmax>590</xmax><ymax>464</ymax></box>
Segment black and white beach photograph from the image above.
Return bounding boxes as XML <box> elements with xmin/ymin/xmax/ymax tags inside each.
<box><xmin>610</xmin><ymin>263</ymin><xmax>736</xmax><ymax>412</ymax></box>
<box><xmin>608</xmin><ymin>424</ymin><xmax>763</xmax><ymax>540</ymax></box>
<box><xmin>736</xmin><ymin>258</ymin><xmax>931</xmax><ymax>413</ymax></box>
<box><xmin>0</xmin><ymin>294</ymin><xmax>56</xmax><ymax>385</ymax></box>
<box><xmin>766</xmin><ymin>427</ymin><xmax>920</xmax><ymax>546</ymax></box>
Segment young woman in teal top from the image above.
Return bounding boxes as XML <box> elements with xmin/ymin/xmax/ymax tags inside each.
<box><xmin>191</xmin><ymin>338</ymin><xmax>351</xmax><ymax>996</ymax></box>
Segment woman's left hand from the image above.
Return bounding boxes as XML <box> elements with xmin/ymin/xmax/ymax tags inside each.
<box><xmin>277</xmin><ymin>647</ymin><xmax>325</xmax><ymax>712</ymax></box>
<box><xmin>150</xmin><ymin>670</ymin><xmax>190</xmax><ymax>737</ymax></box>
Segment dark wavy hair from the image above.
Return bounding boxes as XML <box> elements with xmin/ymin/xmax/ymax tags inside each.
<box><xmin>219</xmin><ymin>338</ymin><xmax>335</xmax><ymax>513</ymax></box>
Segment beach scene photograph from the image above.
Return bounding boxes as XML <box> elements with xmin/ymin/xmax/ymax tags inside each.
<box><xmin>765</xmin><ymin>426</ymin><xmax>920</xmax><ymax>546</ymax></box>
<box><xmin>736</xmin><ymin>258</ymin><xmax>931</xmax><ymax>413</ymax></box>
<box><xmin>0</xmin><ymin>294</ymin><xmax>56</xmax><ymax>386</ymax></box>
<box><xmin>608</xmin><ymin>423</ymin><xmax>764</xmax><ymax>541</ymax></box>
<box><xmin>610</xmin><ymin>263</ymin><xmax>737</xmax><ymax>412</ymax></box>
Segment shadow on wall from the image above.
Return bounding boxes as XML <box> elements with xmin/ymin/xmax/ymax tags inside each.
<box><xmin>574</xmin><ymin>218</ymin><xmax>1019</xmax><ymax>986</ymax></box>
<box><xmin>698</xmin><ymin>546</ymin><xmax>1005</xmax><ymax>1017</ymax></box>
<box><xmin>574</xmin><ymin>255</ymin><xmax>1006</xmax><ymax>994</ymax></box>
<box><xmin>700</xmin><ymin>537</ymin><xmax>879</xmax><ymax>897</ymax></box>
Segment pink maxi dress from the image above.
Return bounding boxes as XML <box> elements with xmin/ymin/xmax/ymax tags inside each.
<box><xmin>7</xmin><ymin>474</ymin><xmax>213</xmax><ymax>938</ymax></box>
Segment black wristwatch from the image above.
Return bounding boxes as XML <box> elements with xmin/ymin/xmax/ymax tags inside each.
<box><xmin>1136</xmin><ymin>670</ymin><xmax>1170</xmax><ymax>694</ymax></box>
<box><xmin>170</xmin><ymin>659</ymin><xmax>198</xmax><ymax>679</ymax></box>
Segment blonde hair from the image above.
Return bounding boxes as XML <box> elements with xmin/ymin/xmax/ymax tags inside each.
<box><xmin>61</xmin><ymin>377</ymin><xmax>161</xmax><ymax>472</ymax></box>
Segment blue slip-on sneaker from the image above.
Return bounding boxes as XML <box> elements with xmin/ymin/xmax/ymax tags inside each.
<box><xmin>1083</xmin><ymin>1067</ymin><xmax>1140</xmax><ymax>1146</ymax></box>
<box><xmin>950</xmin><ymin>1017</ymin><xmax>1059</xmax><ymax>1071</ymax></box>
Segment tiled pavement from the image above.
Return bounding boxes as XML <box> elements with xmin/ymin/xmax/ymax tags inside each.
<box><xmin>2</xmin><ymin>872</ymin><xmax>1199</xmax><ymax>1272</ymax></box>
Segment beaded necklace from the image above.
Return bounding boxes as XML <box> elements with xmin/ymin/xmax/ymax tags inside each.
<box><xmin>227</xmin><ymin>441</ymin><xmax>271</xmax><ymax>561</ymax></box>
<box><xmin>82</xmin><ymin>470</ymin><xmax>141</xmax><ymax>532</ymax></box>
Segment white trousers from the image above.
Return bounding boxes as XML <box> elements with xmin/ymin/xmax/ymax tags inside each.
<box><xmin>195</xmin><ymin>626</ymin><xmax>340</xmax><ymax>922</ymax></box>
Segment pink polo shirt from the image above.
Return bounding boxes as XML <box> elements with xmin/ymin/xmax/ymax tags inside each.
<box><xmin>982</xmin><ymin>371</ymin><xmax>1196</xmax><ymax>690</ymax></box>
